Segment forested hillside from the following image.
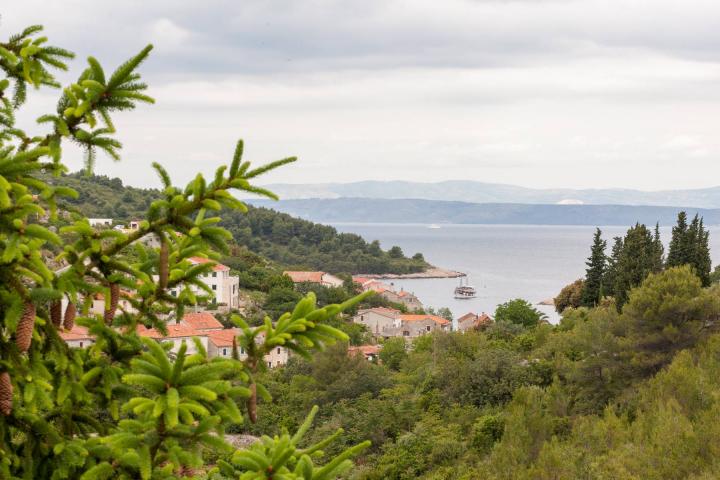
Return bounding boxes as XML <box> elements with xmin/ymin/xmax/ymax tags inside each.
<box><xmin>247</xmin><ymin>266</ymin><xmax>720</xmax><ymax>479</ymax></box>
<box><xmin>52</xmin><ymin>172</ymin><xmax>429</xmax><ymax>274</ymax></box>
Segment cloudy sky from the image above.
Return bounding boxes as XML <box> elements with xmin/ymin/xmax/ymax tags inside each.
<box><xmin>5</xmin><ymin>1</ymin><xmax>720</xmax><ymax>190</ymax></box>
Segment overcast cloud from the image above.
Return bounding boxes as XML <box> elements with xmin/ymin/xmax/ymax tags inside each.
<box><xmin>4</xmin><ymin>1</ymin><xmax>720</xmax><ymax>190</ymax></box>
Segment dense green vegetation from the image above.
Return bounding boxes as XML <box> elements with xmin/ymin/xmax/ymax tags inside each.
<box><xmin>248</xmin><ymin>265</ymin><xmax>720</xmax><ymax>479</ymax></box>
<box><xmin>53</xmin><ymin>172</ymin><xmax>429</xmax><ymax>275</ymax></box>
<box><xmin>557</xmin><ymin>212</ymin><xmax>714</xmax><ymax>313</ymax></box>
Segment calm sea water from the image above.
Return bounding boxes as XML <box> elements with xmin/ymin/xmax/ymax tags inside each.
<box><xmin>332</xmin><ymin>224</ymin><xmax>720</xmax><ymax>324</ymax></box>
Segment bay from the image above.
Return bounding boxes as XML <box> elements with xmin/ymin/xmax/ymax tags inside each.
<box><xmin>331</xmin><ymin>223</ymin><xmax>720</xmax><ymax>324</ymax></box>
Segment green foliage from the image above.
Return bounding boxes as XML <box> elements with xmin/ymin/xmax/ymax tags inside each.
<box><xmin>379</xmin><ymin>337</ymin><xmax>407</xmax><ymax>371</ymax></box>
<box><xmin>667</xmin><ymin>212</ymin><xmax>712</xmax><ymax>286</ymax></box>
<box><xmin>553</xmin><ymin>278</ymin><xmax>584</xmax><ymax>314</ymax></box>
<box><xmin>581</xmin><ymin>228</ymin><xmax>606</xmax><ymax>307</ymax></box>
<box><xmin>494</xmin><ymin>299</ymin><xmax>546</xmax><ymax>328</ymax></box>
<box><xmin>0</xmin><ymin>23</ymin><xmax>368</xmax><ymax>479</ymax></box>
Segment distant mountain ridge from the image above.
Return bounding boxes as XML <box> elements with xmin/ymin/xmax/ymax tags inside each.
<box><xmin>249</xmin><ymin>198</ymin><xmax>720</xmax><ymax>226</ymax></box>
<box><xmin>251</xmin><ymin>180</ymin><xmax>720</xmax><ymax>209</ymax></box>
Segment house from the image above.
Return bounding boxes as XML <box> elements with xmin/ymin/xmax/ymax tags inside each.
<box><xmin>86</xmin><ymin>289</ymin><xmax>136</xmax><ymax>316</ymax></box>
<box><xmin>59</xmin><ymin>325</ymin><xmax>95</xmax><ymax>349</ymax></box>
<box><xmin>348</xmin><ymin>345</ymin><xmax>381</xmax><ymax>362</ymax></box>
<box><xmin>457</xmin><ymin>312</ymin><xmax>492</xmax><ymax>332</ymax></box>
<box><xmin>167</xmin><ymin>257</ymin><xmax>240</xmax><ymax>309</ymax></box>
<box><xmin>352</xmin><ymin>276</ymin><xmax>423</xmax><ymax>311</ymax></box>
<box><xmin>207</xmin><ymin>328</ymin><xmax>242</xmax><ymax>359</ymax></box>
<box><xmin>352</xmin><ymin>307</ymin><xmax>401</xmax><ymax>336</ymax></box>
<box><xmin>182</xmin><ymin>312</ymin><xmax>224</xmax><ymax>332</ymax></box>
<box><xmin>385</xmin><ymin>314</ymin><xmax>451</xmax><ymax>339</ymax></box>
<box><xmin>137</xmin><ymin>323</ymin><xmax>209</xmax><ymax>356</ymax></box>
<box><xmin>284</xmin><ymin>271</ymin><xmax>344</xmax><ymax>288</ymax></box>
<box><xmin>88</xmin><ymin>218</ymin><xmax>113</xmax><ymax>227</ymax></box>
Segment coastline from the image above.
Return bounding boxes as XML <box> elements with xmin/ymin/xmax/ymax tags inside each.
<box><xmin>359</xmin><ymin>267</ymin><xmax>465</xmax><ymax>279</ymax></box>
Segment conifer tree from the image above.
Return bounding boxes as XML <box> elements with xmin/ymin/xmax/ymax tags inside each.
<box><xmin>581</xmin><ymin>228</ymin><xmax>607</xmax><ymax>307</ymax></box>
<box><xmin>667</xmin><ymin>211</ymin><xmax>689</xmax><ymax>267</ymax></box>
<box><xmin>0</xmin><ymin>23</ymin><xmax>370</xmax><ymax>479</ymax></box>
<box><xmin>667</xmin><ymin>212</ymin><xmax>712</xmax><ymax>286</ymax></box>
<box><xmin>602</xmin><ymin>236</ymin><xmax>623</xmax><ymax>298</ymax></box>
<box><xmin>612</xmin><ymin>223</ymin><xmax>660</xmax><ymax>309</ymax></box>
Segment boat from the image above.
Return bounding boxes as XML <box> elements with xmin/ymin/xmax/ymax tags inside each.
<box><xmin>454</xmin><ymin>277</ymin><xmax>476</xmax><ymax>299</ymax></box>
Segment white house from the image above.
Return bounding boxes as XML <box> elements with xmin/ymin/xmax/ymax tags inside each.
<box><xmin>59</xmin><ymin>325</ymin><xmax>95</xmax><ymax>349</ymax></box>
<box><xmin>284</xmin><ymin>271</ymin><xmax>344</xmax><ymax>288</ymax></box>
<box><xmin>167</xmin><ymin>257</ymin><xmax>240</xmax><ymax>309</ymax></box>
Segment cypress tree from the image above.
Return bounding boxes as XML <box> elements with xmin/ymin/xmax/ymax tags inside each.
<box><xmin>603</xmin><ymin>236</ymin><xmax>623</xmax><ymax>298</ymax></box>
<box><xmin>667</xmin><ymin>212</ymin><xmax>712</xmax><ymax>286</ymax></box>
<box><xmin>581</xmin><ymin>228</ymin><xmax>607</xmax><ymax>307</ymax></box>
<box><xmin>667</xmin><ymin>211</ymin><xmax>689</xmax><ymax>267</ymax></box>
<box><xmin>614</xmin><ymin>223</ymin><xmax>658</xmax><ymax>309</ymax></box>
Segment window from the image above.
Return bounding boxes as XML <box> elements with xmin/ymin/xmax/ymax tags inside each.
<box><xmin>222</xmin><ymin>348</ymin><xmax>227</xmax><ymax>356</ymax></box>
<box><xmin>171</xmin><ymin>290</ymin><xmax>177</xmax><ymax>297</ymax></box>
<box><xmin>212</xmin><ymin>285</ymin><xmax>217</xmax><ymax>290</ymax></box>
<box><xmin>426</xmin><ymin>325</ymin><xmax>431</xmax><ymax>332</ymax></box>
<box><xmin>267</xmin><ymin>361</ymin><xmax>272</xmax><ymax>368</ymax></box>
<box><xmin>212</xmin><ymin>272</ymin><xmax>217</xmax><ymax>278</ymax></box>
<box><xmin>403</xmin><ymin>331</ymin><xmax>409</xmax><ymax>337</ymax></box>
<box><xmin>360</xmin><ymin>315</ymin><xmax>364</xmax><ymax>321</ymax></box>
<box><xmin>277</xmin><ymin>347</ymin><xmax>281</xmax><ymax>354</ymax></box>
<box><xmin>79</xmin><ymin>342</ymin><xmax>83</xmax><ymax>348</ymax></box>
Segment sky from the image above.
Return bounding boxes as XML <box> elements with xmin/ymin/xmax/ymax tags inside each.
<box><xmin>5</xmin><ymin>1</ymin><xmax>720</xmax><ymax>190</ymax></box>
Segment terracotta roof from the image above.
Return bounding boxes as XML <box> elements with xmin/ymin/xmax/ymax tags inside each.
<box><xmin>358</xmin><ymin>307</ymin><xmax>401</xmax><ymax>318</ymax></box>
<box><xmin>283</xmin><ymin>271</ymin><xmax>325</xmax><ymax>283</ymax></box>
<box><xmin>188</xmin><ymin>256</ymin><xmax>230</xmax><ymax>272</ymax></box>
<box><xmin>59</xmin><ymin>325</ymin><xmax>93</xmax><ymax>341</ymax></box>
<box><xmin>458</xmin><ymin>312</ymin><xmax>478</xmax><ymax>323</ymax></box>
<box><xmin>207</xmin><ymin>328</ymin><xmax>241</xmax><ymax>347</ymax></box>
<box><xmin>348</xmin><ymin>345</ymin><xmax>381</xmax><ymax>356</ymax></box>
<box><xmin>183</xmin><ymin>312</ymin><xmax>223</xmax><ymax>330</ymax></box>
<box><xmin>136</xmin><ymin>323</ymin><xmax>204</xmax><ymax>339</ymax></box>
<box><xmin>352</xmin><ymin>276</ymin><xmax>373</xmax><ymax>285</ymax></box>
<box><xmin>399</xmin><ymin>314</ymin><xmax>450</xmax><ymax>325</ymax></box>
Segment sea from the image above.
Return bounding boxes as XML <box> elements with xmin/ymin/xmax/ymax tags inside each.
<box><xmin>331</xmin><ymin>224</ymin><xmax>720</xmax><ymax>324</ymax></box>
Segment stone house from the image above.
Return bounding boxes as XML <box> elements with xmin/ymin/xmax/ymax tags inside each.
<box><xmin>457</xmin><ymin>312</ymin><xmax>492</xmax><ymax>332</ymax></box>
<box><xmin>352</xmin><ymin>307</ymin><xmax>401</xmax><ymax>336</ymax></box>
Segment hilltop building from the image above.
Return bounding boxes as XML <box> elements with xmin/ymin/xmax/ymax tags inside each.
<box><xmin>167</xmin><ymin>257</ymin><xmax>240</xmax><ymax>309</ymax></box>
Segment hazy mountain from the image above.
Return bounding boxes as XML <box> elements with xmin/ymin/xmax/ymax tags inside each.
<box><xmin>249</xmin><ymin>198</ymin><xmax>720</xmax><ymax>226</ymax></box>
<box><xmin>253</xmin><ymin>181</ymin><xmax>720</xmax><ymax>209</ymax></box>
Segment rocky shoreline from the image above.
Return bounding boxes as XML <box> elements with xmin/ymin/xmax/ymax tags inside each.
<box><xmin>360</xmin><ymin>267</ymin><xmax>465</xmax><ymax>279</ymax></box>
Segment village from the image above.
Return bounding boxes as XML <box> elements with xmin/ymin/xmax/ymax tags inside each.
<box><xmin>60</xmin><ymin>219</ymin><xmax>494</xmax><ymax>367</ymax></box>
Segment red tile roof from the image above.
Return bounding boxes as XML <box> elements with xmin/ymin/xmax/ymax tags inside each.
<box><xmin>348</xmin><ymin>345</ymin><xmax>381</xmax><ymax>356</ymax></box>
<box><xmin>399</xmin><ymin>314</ymin><xmax>450</xmax><ymax>326</ymax></box>
<box><xmin>183</xmin><ymin>312</ymin><xmax>223</xmax><ymax>330</ymax></box>
<box><xmin>283</xmin><ymin>271</ymin><xmax>325</xmax><ymax>283</ymax></box>
<box><xmin>358</xmin><ymin>307</ymin><xmax>401</xmax><ymax>318</ymax></box>
<box><xmin>207</xmin><ymin>328</ymin><xmax>241</xmax><ymax>347</ymax></box>
<box><xmin>188</xmin><ymin>256</ymin><xmax>230</xmax><ymax>272</ymax></box>
<box><xmin>59</xmin><ymin>325</ymin><xmax>93</xmax><ymax>341</ymax></box>
<box><xmin>136</xmin><ymin>323</ymin><xmax>203</xmax><ymax>339</ymax></box>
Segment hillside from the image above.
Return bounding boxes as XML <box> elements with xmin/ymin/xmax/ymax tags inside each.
<box><xmin>251</xmin><ymin>180</ymin><xmax>720</xmax><ymax>209</ymax></box>
<box><xmin>49</xmin><ymin>172</ymin><xmax>430</xmax><ymax>275</ymax></box>
<box><xmin>249</xmin><ymin>198</ymin><xmax>720</xmax><ymax>226</ymax></box>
